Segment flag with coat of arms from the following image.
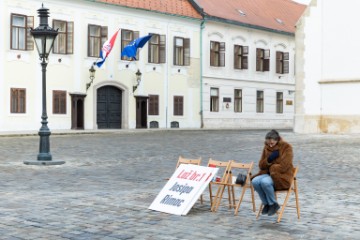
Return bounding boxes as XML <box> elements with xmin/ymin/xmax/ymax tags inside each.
<box><xmin>96</xmin><ymin>29</ymin><xmax>120</xmax><ymax>68</ymax></box>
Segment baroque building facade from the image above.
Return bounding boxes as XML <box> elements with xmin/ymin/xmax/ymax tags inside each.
<box><xmin>0</xmin><ymin>0</ymin><xmax>305</xmax><ymax>132</ymax></box>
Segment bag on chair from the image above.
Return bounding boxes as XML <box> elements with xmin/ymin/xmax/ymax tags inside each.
<box><xmin>235</xmin><ymin>173</ymin><xmax>247</xmax><ymax>186</ymax></box>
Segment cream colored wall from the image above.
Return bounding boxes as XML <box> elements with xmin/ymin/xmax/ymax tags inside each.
<box><xmin>1</xmin><ymin>0</ymin><xmax>201</xmax><ymax>131</ymax></box>
<box><xmin>294</xmin><ymin>0</ymin><xmax>360</xmax><ymax>133</ymax></box>
<box><xmin>202</xmin><ymin>21</ymin><xmax>296</xmax><ymax>129</ymax></box>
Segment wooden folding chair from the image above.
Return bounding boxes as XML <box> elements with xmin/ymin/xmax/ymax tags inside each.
<box><xmin>225</xmin><ymin>161</ymin><xmax>256</xmax><ymax>215</ymax></box>
<box><xmin>176</xmin><ymin>155</ymin><xmax>202</xmax><ymax>168</ymax></box>
<box><xmin>207</xmin><ymin>158</ymin><xmax>232</xmax><ymax>212</ymax></box>
<box><xmin>168</xmin><ymin>156</ymin><xmax>203</xmax><ymax>203</ymax></box>
<box><xmin>166</xmin><ymin>156</ymin><xmax>202</xmax><ymax>180</ymax></box>
<box><xmin>256</xmin><ymin>166</ymin><xmax>300</xmax><ymax>223</ymax></box>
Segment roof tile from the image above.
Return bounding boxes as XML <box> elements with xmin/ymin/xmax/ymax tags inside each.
<box><xmin>196</xmin><ymin>0</ymin><xmax>306</xmax><ymax>34</ymax></box>
<box><xmin>96</xmin><ymin>0</ymin><xmax>202</xmax><ymax>19</ymax></box>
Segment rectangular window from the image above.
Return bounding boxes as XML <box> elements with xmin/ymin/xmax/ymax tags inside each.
<box><xmin>10</xmin><ymin>13</ymin><xmax>34</xmax><ymax>50</ymax></box>
<box><xmin>174</xmin><ymin>37</ymin><xmax>190</xmax><ymax>66</ymax></box>
<box><xmin>234</xmin><ymin>45</ymin><xmax>248</xmax><ymax>69</ymax></box>
<box><xmin>276</xmin><ymin>51</ymin><xmax>289</xmax><ymax>74</ymax></box>
<box><xmin>210</xmin><ymin>88</ymin><xmax>219</xmax><ymax>112</ymax></box>
<box><xmin>256</xmin><ymin>90</ymin><xmax>264</xmax><ymax>113</ymax></box>
<box><xmin>234</xmin><ymin>89</ymin><xmax>242</xmax><ymax>112</ymax></box>
<box><xmin>121</xmin><ymin>29</ymin><xmax>139</xmax><ymax>60</ymax></box>
<box><xmin>53</xmin><ymin>20</ymin><xmax>74</xmax><ymax>54</ymax></box>
<box><xmin>10</xmin><ymin>88</ymin><xmax>26</xmax><ymax>113</ymax></box>
<box><xmin>210</xmin><ymin>41</ymin><xmax>225</xmax><ymax>67</ymax></box>
<box><xmin>88</xmin><ymin>24</ymin><xmax>107</xmax><ymax>57</ymax></box>
<box><xmin>173</xmin><ymin>96</ymin><xmax>184</xmax><ymax>116</ymax></box>
<box><xmin>148</xmin><ymin>33</ymin><xmax>166</xmax><ymax>64</ymax></box>
<box><xmin>256</xmin><ymin>48</ymin><xmax>270</xmax><ymax>72</ymax></box>
<box><xmin>53</xmin><ymin>90</ymin><xmax>67</xmax><ymax>114</ymax></box>
<box><xmin>276</xmin><ymin>92</ymin><xmax>284</xmax><ymax>114</ymax></box>
<box><xmin>148</xmin><ymin>95</ymin><xmax>159</xmax><ymax>115</ymax></box>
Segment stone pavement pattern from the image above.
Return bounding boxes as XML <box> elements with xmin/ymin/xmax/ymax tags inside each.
<box><xmin>0</xmin><ymin>130</ymin><xmax>359</xmax><ymax>240</ymax></box>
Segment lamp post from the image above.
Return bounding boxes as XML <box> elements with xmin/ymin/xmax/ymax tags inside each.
<box><xmin>133</xmin><ymin>69</ymin><xmax>142</xmax><ymax>93</ymax></box>
<box><xmin>24</xmin><ymin>5</ymin><xmax>64</xmax><ymax>165</ymax></box>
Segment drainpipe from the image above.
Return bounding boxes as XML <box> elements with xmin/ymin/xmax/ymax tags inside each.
<box><xmin>200</xmin><ymin>19</ymin><xmax>205</xmax><ymax>128</ymax></box>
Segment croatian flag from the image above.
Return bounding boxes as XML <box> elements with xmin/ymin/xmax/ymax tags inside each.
<box><xmin>121</xmin><ymin>34</ymin><xmax>152</xmax><ymax>60</ymax></box>
<box><xmin>96</xmin><ymin>29</ymin><xmax>119</xmax><ymax>68</ymax></box>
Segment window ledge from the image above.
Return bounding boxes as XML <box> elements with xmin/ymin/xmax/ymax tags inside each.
<box><xmin>318</xmin><ymin>79</ymin><xmax>360</xmax><ymax>84</ymax></box>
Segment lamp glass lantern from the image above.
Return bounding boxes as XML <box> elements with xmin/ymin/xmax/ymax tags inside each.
<box><xmin>31</xmin><ymin>5</ymin><xmax>58</xmax><ymax>60</ymax></box>
<box><xmin>89</xmin><ymin>65</ymin><xmax>96</xmax><ymax>81</ymax></box>
<box><xmin>133</xmin><ymin>69</ymin><xmax>142</xmax><ymax>92</ymax></box>
<box><xmin>87</xmin><ymin>64</ymin><xmax>96</xmax><ymax>90</ymax></box>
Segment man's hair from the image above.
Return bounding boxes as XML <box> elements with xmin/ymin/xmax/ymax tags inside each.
<box><xmin>265</xmin><ymin>129</ymin><xmax>280</xmax><ymax>141</ymax></box>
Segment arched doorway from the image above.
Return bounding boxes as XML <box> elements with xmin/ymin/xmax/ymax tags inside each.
<box><xmin>97</xmin><ymin>86</ymin><xmax>122</xmax><ymax>129</ymax></box>
<box><xmin>70</xmin><ymin>93</ymin><xmax>86</xmax><ymax>130</ymax></box>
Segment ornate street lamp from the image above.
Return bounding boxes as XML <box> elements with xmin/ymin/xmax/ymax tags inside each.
<box><xmin>86</xmin><ymin>63</ymin><xmax>96</xmax><ymax>90</ymax></box>
<box><xmin>24</xmin><ymin>5</ymin><xmax>64</xmax><ymax>165</ymax></box>
<box><xmin>133</xmin><ymin>69</ymin><xmax>142</xmax><ymax>93</ymax></box>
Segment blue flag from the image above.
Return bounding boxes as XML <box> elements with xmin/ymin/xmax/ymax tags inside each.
<box><xmin>121</xmin><ymin>34</ymin><xmax>152</xmax><ymax>60</ymax></box>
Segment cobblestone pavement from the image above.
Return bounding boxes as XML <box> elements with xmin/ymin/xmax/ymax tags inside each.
<box><xmin>0</xmin><ymin>129</ymin><xmax>359</xmax><ymax>240</ymax></box>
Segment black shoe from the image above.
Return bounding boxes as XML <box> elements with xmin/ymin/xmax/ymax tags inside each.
<box><xmin>261</xmin><ymin>205</ymin><xmax>269</xmax><ymax>215</ymax></box>
<box><xmin>267</xmin><ymin>202</ymin><xmax>280</xmax><ymax>216</ymax></box>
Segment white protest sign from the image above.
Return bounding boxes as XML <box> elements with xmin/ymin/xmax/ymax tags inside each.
<box><xmin>149</xmin><ymin>164</ymin><xmax>218</xmax><ymax>215</ymax></box>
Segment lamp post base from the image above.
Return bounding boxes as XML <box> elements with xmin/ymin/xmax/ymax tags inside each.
<box><xmin>23</xmin><ymin>160</ymin><xmax>65</xmax><ymax>166</ymax></box>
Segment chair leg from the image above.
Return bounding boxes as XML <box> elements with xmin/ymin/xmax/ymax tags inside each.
<box><xmin>234</xmin><ymin>187</ymin><xmax>246</xmax><ymax>215</ymax></box>
<box><xmin>250</xmin><ymin>185</ymin><xmax>256</xmax><ymax>212</ymax></box>
<box><xmin>277</xmin><ymin>190</ymin><xmax>292</xmax><ymax>223</ymax></box>
<box><xmin>230</xmin><ymin>186</ymin><xmax>236</xmax><ymax>208</ymax></box>
<box><xmin>294</xmin><ymin>181</ymin><xmax>300</xmax><ymax>219</ymax></box>
<box><xmin>227</xmin><ymin>185</ymin><xmax>234</xmax><ymax>209</ymax></box>
<box><xmin>256</xmin><ymin>203</ymin><xmax>263</xmax><ymax>219</ymax></box>
<box><xmin>209</xmin><ymin>184</ymin><xmax>213</xmax><ymax>208</ymax></box>
<box><xmin>212</xmin><ymin>185</ymin><xmax>226</xmax><ymax>212</ymax></box>
<box><xmin>211</xmin><ymin>185</ymin><xmax>222</xmax><ymax>211</ymax></box>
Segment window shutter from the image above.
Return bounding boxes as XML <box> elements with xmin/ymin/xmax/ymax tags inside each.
<box><xmin>256</xmin><ymin>48</ymin><xmax>262</xmax><ymax>71</ymax></box>
<box><xmin>173</xmin><ymin>37</ymin><xmax>176</xmax><ymax>65</ymax></box>
<box><xmin>134</xmin><ymin>31</ymin><xmax>139</xmax><ymax>60</ymax></box>
<box><xmin>264</xmin><ymin>59</ymin><xmax>270</xmax><ymax>71</ymax></box>
<box><xmin>283</xmin><ymin>61</ymin><xmax>289</xmax><ymax>74</ymax></box>
<box><xmin>243</xmin><ymin>46</ymin><xmax>249</xmax><ymax>55</ymax></box>
<box><xmin>234</xmin><ymin>45</ymin><xmax>239</xmax><ymax>69</ymax></box>
<box><xmin>210</xmin><ymin>42</ymin><xmax>215</xmax><ymax>66</ymax></box>
<box><xmin>283</xmin><ymin>52</ymin><xmax>289</xmax><ymax>60</ymax></box>
<box><xmin>220</xmin><ymin>42</ymin><xmax>225</xmax><ymax>67</ymax></box>
<box><xmin>184</xmin><ymin>38</ymin><xmax>190</xmax><ymax>66</ymax></box>
<box><xmin>148</xmin><ymin>32</ymin><xmax>153</xmax><ymax>63</ymax></box>
<box><xmin>276</xmin><ymin>59</ymin><xmax>281</xmax><ymax>73</ymax></box>
<box><xmin>20</xmin><ymin>89</ymin><xmax>26</xmax><ymax>113</ymax></box>
<box><xmin>67</xmin><ymin>21</ymin><xmax>74</xmax><ymax>54</ymax></box>
<box><xmin>264</xmin><ymin>49</ymin><xmax>270</xmax><ymax>59</ymax></box>
<box><xmin>276</xmin><ymin>51</ymin><xmax>282</xmax><ymax>60</ymax></box>
<box><xmin>159</xmin><ymin>34</ymin><xmax>166</xmax><ymax>63</ymax></box>
<box><xmin>60</xmin><ymin>91</ymin><xmax>66</xmax><ymax>113</ymax></box>
<box><xmin>26</xmin><ymin>16</ymin><xmax>34</xmax><ymax>50</ymax></box>
<box><xmin>242</xmin><ymin>56</ymin><xmax>248</xmax><ymax>69</ymax></box>
<box><xmin>256</xmin><ymin>48</ymin><xmax>262</xmax><ymax>58</ymax></box>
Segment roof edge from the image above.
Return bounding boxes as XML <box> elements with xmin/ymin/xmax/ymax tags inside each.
<box><xmin>205</xmin><ymin>16</ymin><xmax>295</xmax><ymax>36</ymax></box>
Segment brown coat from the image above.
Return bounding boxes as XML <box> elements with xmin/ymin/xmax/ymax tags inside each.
<box><xmin>252</xmin><ymin>138</ymin><xmax>294</xmax><ymax>190</ymax></box>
